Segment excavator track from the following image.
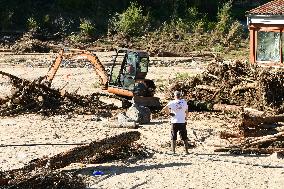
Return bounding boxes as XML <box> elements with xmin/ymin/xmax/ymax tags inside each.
<box><xmin>90</xmin><ymin>91</ymin><xmax>132</xmax><ymax>108</ymax></box>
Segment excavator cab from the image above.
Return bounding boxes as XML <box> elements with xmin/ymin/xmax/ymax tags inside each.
<box><xmin>107</xmin><ymin>49</ymin><xmax>159</xmax><ymax>107</ymax></box>
<box><xmin>108</xmin><ymin>49</ymin><xmax>155</xmax><ymax>96</ymax></box>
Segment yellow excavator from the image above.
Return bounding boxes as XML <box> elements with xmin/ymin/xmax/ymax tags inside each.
<box><xmin>42</xmin><ymin>48</ymin><xmax>160</xmax><ymax>108</ymax></box>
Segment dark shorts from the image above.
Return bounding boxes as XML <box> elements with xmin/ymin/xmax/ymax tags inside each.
<box><xmin>171</xmin><ymin>123</ymin><xmax>188</xmax><ymax>141</ymax></box>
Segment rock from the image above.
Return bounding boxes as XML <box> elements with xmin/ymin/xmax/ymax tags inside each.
<box><xmin>117</xmin><ymin>112</ymin><xmax>131</xmax><ymax>123</ymax></box>
<box><xmin>270</xmin><ymin>151</ymin><xmax>284</xmax><ymax>159</ymax></box>
<box><xmin>109</xmin><ymin>112</ymin><xmax>139</xmax><ymax>129</ymax></box>
<box><xmin>126</xmin><ymin>104</ymin><xmax>151</xmax><ymax>124</ymax></box>
<box><xmin>91</xmin><ymin>116</ymin><xmax>102</xmax><ymax>122</ymax></box>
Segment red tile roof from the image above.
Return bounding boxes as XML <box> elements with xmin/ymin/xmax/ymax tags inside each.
<box><xmin>248</xmin><ymin>0</ymin><xmax>284</xmax><ymax>15</ymax></box>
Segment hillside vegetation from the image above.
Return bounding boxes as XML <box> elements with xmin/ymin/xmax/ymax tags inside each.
<box><xmin>0</xmin><ymin>0</ymin><xmax>270</xmax><ymax>57</ymax></box>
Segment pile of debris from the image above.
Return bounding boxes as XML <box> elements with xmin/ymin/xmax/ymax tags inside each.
<box><xmin>0</xmin><ymin>131</ymin><xmax>142</xmax><ymax>188</ymax></box>
<box><xmin>0</xmin><ymin>71</ymin><xmax>122</xmax><ymax>117</ymax></box>
<box><xmin>167</xmin><ymin>60</ymin><xmax>284</xmax><ymax>114</ymax></box>
<box><xmin>216</xmin><ymin>109</ymin><xmax>284</xmax><ymax>154</ymax></box>
<box><xmin>11</xmin><ymin>32</ymin><xmax>51</xmax><ymax>53</ymax></box>
<box><xmin>165</xmin><ymin>60</ymin><xmax>284</xmax><ymax>154</ymax></box>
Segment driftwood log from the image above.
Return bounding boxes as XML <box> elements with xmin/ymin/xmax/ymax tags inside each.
<box><xmin>213</xmin><ymin>104</ymin><xmax>243</xmax><ymax>113</ymax></box>
<box><xmin>230</xmin><ymin>82</ymin><xmax>257</xmax><ymax>94</ymax></box>
<box><xmin>243</xmin><ymin>131</ymin><xmax>284</xmax><ymax>148</ymax></box>
<box><xmin>0</xmin><ymin>131</ymin><xmax>140</xmax><ymax>186</ymax></box>
<box><xmin>241</xmin><ymin>113</ymin><xmax>284</xmax><ymax>128</ymax></box>
<box><xmin>214</xmin><ymin>147</ymin><xmax>284</xmax><ymax>154</ymax></box>
<box><xmin>195</xmin><ymin>85</ymin><xmax>219</xmax><ymax>92</ymax></box>
<box><xmin>216</xmin><ymin>131</ymin><xmax>284</xmax><ymax>154</ymax></box>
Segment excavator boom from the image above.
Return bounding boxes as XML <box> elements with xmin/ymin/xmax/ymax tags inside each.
<box><xmin>43</xmin><ymin>48</ymin><xmax>160</xmax><ymax>109</ymax></box>
<box><xmin>45</xmin><ymin>49</ymin><xmax>108</xmax><ymax>89</ymax></box>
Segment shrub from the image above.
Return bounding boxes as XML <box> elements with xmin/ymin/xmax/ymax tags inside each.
<box><xmin>161</xmin><ymin>17</ymin><xmax>188</xmax><ymax>34</ymax></box>
<box><xmin>161</xmin><ymin>6</ymin><xmax>206</xmax><ymax>35</ymax></box>
<box><xmin>79</xmin><ymin>19</ymin><xmax>96</xmax><ymax>37</ymax></box>
<box><xmin>110</xmin><ymin>2</ymin><xmax>149</xmax><ymax>36</ymax></box>
<box><xmin>52</xmin><ymin>16</ymin><xmax>73</xmax><ymax>36</ymax></box>
<box><xmin>226</xmin><ymin>20</ymin><xmax>244</xmax><ymax>47</ymax></box>
<box><xmin>27</xmin><ymin>17</ymin><xmax>39</xmax><ymax>32</ymax></box>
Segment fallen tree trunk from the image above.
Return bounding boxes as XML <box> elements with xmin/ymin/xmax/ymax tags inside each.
<box><xmin>213</xmin><ymin>104</ymin><xmax>243</xmax><ymax>113</ymax></box>
<box><xmin>195</xmin><ymin>85</ymin><xmax>219</xmax><ymax>92</ymax></box>
<box><xmin>241</xmin><ymin>113</ymin><xmax>284</xmax><ymax>128</ymax></box>
<box><xmin>230</xmin><ymin>82</ymin><xmax>257</xmax><ymax>94</ymax></box>
<box><xmin>219</xmin><ymin>131</ymin><xmax>242</xmax><ymax>139</ymax></box>
<box><xmin>214</xmin><ymin>147</ymin><xmax>284</xmax><ymax>154</ymax></box>
<box><xmin>1</xmin><ymin>131</ymin><xmax>140</xmax><ymax>186</ymax></box>
<box><xmin>243</xmin><ymin>131</ymin><xmax>284</xmax><ymax>148</ymax></box>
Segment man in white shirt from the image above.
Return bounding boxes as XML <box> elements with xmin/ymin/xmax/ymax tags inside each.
<box><xmin>163</xmin><ymin>91</ymin><xmax>189</xmax><ymax>154</ymax></box>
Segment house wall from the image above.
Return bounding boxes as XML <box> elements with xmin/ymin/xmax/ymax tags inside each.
<box><xmin>248</xmin><ymin>16</ymin><xmax>284</xmax><ymax>64</ymax></box>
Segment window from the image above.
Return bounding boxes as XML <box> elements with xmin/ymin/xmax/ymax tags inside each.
<box><xmin>139</xmin><ymin>57</ymin><xmax>148</xmax><ymax>72</ymax></box>
<box><xmin>256</xmin><ymin>31</ymin><xmax>280</xmax><ymax>62</ymax></box>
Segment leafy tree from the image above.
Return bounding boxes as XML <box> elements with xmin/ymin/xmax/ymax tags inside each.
<box><xmin>211</xmin><ymin>0</ymin><xmax>243</xmax><ymax>47</ymax></box>
<box><xmin>110</xmin><ymin>2</ymin><xmax>149</xmax><ymax>36</ymax></box>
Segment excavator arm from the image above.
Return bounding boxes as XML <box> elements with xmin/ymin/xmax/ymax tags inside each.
<box><xmin>44</xmin><ymin>49</ymin><xmax>109</xmax><ymax>89</ymax></box>
<box><xmin>43</xmin><ymin>48</ymin><xmax>161</xmax><ymax>109</ymax></box>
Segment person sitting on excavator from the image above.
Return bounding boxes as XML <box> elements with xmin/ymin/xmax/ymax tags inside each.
<box><xmin>126</xmin><ymin>63</ymin><xmax>135</xmax><ymax>75</ymax></box>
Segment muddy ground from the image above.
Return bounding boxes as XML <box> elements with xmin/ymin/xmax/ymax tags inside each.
<box><xmin>0</xmin><ymin>52</ymin><xmax>284</xmax><ymax>189</ymax></box>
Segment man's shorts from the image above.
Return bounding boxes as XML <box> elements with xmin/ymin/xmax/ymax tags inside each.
<box><xmin>171</xmin><ymin>123</ymin><xmax>188</xmax><ymax>141</ymax></box>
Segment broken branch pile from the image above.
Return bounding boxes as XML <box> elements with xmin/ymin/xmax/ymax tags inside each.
<box><xmin>166</xmin><ymin>60</ymin><xmax>284</xmax><ymax>154</ymax></box>
<box><xmin>0</xmin><ymin>131</ymin><xmax>141</xmax><ymax>188</ymax></box>
<box><xmin>11</xmin><ymin>31</ymin><xmax>51</xmax><ymax>53</ymax></box>
<box><xmin>0</xmin><ymin>71</ymin><xmax>121</xmax><ymax>116</ymax></box>
<box><xmin>216</xmin><ymin>110</ymin><xmax>284</xmax><ymax>154</ymax></box>
<box><xmin>167</xmin><ymin>60</ymin><xmax>284</xmax><ymax>113</ymax></box>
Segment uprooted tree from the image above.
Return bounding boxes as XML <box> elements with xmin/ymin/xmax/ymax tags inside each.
<box><xmin>0</xmin><ymin>70</ymin><xmax>127</xmax><ymax>117</ymax></box>
<box><xmin>0</xmin><ymin>131</ymin><xmax>141</xmax><ymax>188</ymax></box>
<box><xmin>167</xmin><ymin>60</ymin><xmax>284</xmax><ymax>114</ymax></box>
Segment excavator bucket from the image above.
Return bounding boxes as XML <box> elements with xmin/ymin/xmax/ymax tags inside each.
<box><xmin>132</xmin><ymin>96</ymin><xmax>161</xmax><ymax>109</ymax></box>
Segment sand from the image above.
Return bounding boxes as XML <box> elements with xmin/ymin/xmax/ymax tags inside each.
<box><xmin>0</xmin><ymin>52</ymin><xmax>284</xmax><ymax>189</ymax></box>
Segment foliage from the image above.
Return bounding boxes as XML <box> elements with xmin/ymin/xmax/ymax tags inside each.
<box><xmin>110</xmin><ymin>2</ymin><xmax>149</xmax><ymax>36</ymax></box>
<box><xmin>27</xmin><ymin>17</ymin><xmax>39</xmax><ymax>32</ymax></box>
<box><xmin>0</xmin><ymin>0</ymin><xmax>254</xmax><ymax>56</ymax></box>
<box><xmin>210</xmin><ymin>0</ymin><xmax>244</xmax><ymax>49</ymax></box>
<box><xmin>175</xmin><ymin>72</ymin><xmax>194</xmax><ymax>80</ymax></box>
<box><xmin>79</xmin><ymin>19</ymin><xmax>96</xmax><ymax>37</ymax></box>
<box><xmin>215</xmin><ymin>0</ymin><xmax>233</xmax><ymax>36</ymax></box>
<box><xmin>161</xmin><ymin>6</ymin><xmax>208</xmax><ymax>36</ymax></box>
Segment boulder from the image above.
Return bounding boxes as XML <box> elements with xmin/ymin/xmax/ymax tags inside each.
<box><xmin>126</xmin><ymin>103</ymin><xmax>151</xmax><ymax>124</ymax></box>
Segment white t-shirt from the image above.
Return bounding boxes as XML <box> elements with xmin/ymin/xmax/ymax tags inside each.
<box><xmin>166</xmin><ymin>99</ymin><xmax>188</xmax><ymax>123</ymax></box>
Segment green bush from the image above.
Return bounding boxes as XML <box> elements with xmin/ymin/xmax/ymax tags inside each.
<box><xmin>161</xmin><ymin>6</ymin><xmax>206</xmax><ymax>35</ymax></box>
<box><xmin>27</xmin><ymin>17</ymin><xmax>39</xmax><ymax>32</ymax></box>
<box><xmin>161</xmin><ymin>17</ymin><xmax>187</xmax><ymax>34</ymax></box>
<box><xmin>79</xmin><ymin>19</ymin><xmax>96</xmax><ymax>37</ymax></box>
<box><xmin>226</xmin><ymin>20</ymin><xmax>244</xmax><ymax>46</ymax></box>
<box><xmin>110</xmin><ymin>2</ymin><xmax>149</xmax><ymax>36</ymax></box>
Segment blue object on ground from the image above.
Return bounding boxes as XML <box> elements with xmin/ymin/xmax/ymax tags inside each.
<box><xmin>92</xmin><ymin>170</ymin><xmax>104</xmax><ymax>176</ymax></box>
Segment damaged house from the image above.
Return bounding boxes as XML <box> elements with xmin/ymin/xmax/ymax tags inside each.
<box><xmin>247</xmin><ymin>0</ymin><xmax>284</xmax><ymax>64</ymax></box>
